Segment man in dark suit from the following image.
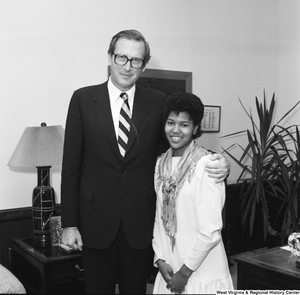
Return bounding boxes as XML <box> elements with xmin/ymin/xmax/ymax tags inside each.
<box><xmin>61</xmin><ymin>29</ymin><xmax>229</xmax><ymax>294</ymax></box>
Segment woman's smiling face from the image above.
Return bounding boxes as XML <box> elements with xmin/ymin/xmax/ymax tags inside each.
<box><xmin>165</xmin><ymin>111</ymin><xmax>199</xmax><ymax>157</ymax></box>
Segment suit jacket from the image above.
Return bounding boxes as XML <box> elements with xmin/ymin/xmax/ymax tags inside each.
<box><xmin>61</xmin><ymin>81</ymin><xmax>168</xmax><ymax>250</ymax></box>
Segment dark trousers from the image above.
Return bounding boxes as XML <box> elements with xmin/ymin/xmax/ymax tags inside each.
<box><xmin>82</xmin><ymin>222</ymin><xmax>152</xmax><ymax>294</ymax></box>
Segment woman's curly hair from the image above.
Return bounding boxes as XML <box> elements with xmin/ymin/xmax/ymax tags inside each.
<box><xmin>164</xmin><ymin>92</ymin><xmax>204</xmax><ymax>139</ymax></box>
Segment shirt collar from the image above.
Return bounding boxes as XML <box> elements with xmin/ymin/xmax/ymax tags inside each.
<box><xmin>108</xmin><ymin>76</ymin><xmax>136</xmax><ymax>104</ymax></box>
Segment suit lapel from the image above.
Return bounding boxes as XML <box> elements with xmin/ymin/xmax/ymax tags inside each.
<box><xmin>92</xmin><ymin>83</ymin><xmax>123</xmax><ymax>161</ymax></box>
<box><xmin>92</xmin><ymin>83</ymin><xmax>149</xmax><ymax>161</ymax></box>
<box><xmin>126</xmin><ymin>86</ymin><xmax>149</xmax><ymax>153</ymax></box>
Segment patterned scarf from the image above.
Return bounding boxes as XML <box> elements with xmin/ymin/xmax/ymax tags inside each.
<box><xmin>156</xmin><ymin>141</ymin><xmax>209</xmax><ymax>251</ymax></box>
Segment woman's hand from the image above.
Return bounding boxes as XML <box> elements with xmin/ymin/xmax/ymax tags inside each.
<box><xmin>166</xmin><ymin>264</ymin><xmax>193</xmax><ymax>294</ymax></box>
<box><xmin>157</xmin><ymin>259</ymin><xmax>174</xmax><ymax>284</ymax></box>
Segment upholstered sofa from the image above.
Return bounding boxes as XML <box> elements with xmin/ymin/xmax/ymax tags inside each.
<box><xmin>0</xmin><ymin>264</ymin><xmax>26</xmax><ymax>294</ymax></box>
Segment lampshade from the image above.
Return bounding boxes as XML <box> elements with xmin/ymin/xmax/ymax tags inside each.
<box><xmin>8</xmin><ymin>123</ymin><xmax>64</xmax><ymax>247</ymax></box>
<box><xmin>8</xmin><ymin>123</ymin><xmax>64</xmax><ymax>168</ymax></box>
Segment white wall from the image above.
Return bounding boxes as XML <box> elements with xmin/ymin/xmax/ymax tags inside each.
<box><xmin>1</xmin><ymin>0</ymin><xmax>299</xmax><ymax>209</ymax></box>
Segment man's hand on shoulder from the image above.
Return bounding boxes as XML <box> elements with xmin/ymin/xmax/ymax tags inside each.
<box><xmin>205</xmin><ymin>153</ymin><xmax>230</xmax><ymax>183</ymax></box>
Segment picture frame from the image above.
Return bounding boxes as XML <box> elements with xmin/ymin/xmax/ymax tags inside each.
<box><xmin>136</xmin><ymin>68</ymin><xmax>192</xmax><ymax>96</ymax></box>
<box><xmin>201</xmin><ymin>105</ymin><xmax>221</xmax><ymax>132</ymax></box>
<box><xmin>107</xmin><ymin>67</ymin><xmax>192</xmax><ymax>96</ymax></box>
<box><xmin>50</xmin><ymin>216</ymin><xmax>63</xmax><ymax>246</ymax></box>
<box><xmin>49</xmin><ymin>216</ymin><xmax>76</xmax><ymax>252</ymax></box>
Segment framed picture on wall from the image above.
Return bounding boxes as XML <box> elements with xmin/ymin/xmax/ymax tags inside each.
<box><xmin>136</xmin><ymin>68</ymin><xmax>192</xmax><ymax>96</ymax></box>
<box><xmin>107</xmin><ymin>67</ymin><xmax>192</xmax><ymax>96</ymax></box>
<box><xmin>201</xmin><ymin>105</ymin><xmax>221</xmax><ymax>132</ymax></box>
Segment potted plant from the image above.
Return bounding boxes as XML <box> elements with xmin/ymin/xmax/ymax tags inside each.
<box><xmin>222</xmin><ymin>91</ymin><xmax>300</xmax><ymax>245</ymax></box>
<box><xmin>275</xmin><ymin>126</ymin><xmax>300</xmax><ymax>235</ymax></box>
<box><xmin>266</xmin><ymin>125</ymin><xmax>300</xmax><ymax>245</ymax></box>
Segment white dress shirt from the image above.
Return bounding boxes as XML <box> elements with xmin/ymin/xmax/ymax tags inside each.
<box><xmin>107</xmin><ymin>76</ymin><xmax>135</xmax><ymax>139</ymax></box>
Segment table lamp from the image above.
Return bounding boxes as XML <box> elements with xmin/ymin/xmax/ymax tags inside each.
<box><xmin>8</xmin><ymin>123</ymin><xmax>64</xmax><ymax>247</ymax></box>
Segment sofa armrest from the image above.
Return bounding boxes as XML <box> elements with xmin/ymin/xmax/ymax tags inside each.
<box><xmin>0</xmin><ymin>264</ymin><xmax>26</xmax><ymax>294</ymax></box>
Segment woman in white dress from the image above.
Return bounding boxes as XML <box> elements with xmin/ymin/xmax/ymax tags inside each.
<box><xmin>152</xmin><ymin>92</ymin><xmax>234</xmax><ymax>294</ymax></box>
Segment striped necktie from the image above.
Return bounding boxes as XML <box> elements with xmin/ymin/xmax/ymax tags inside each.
<box><xmin>118</xmin><ymin>93</ymin><xmax>131</xmax><ymax>157</ymax></box>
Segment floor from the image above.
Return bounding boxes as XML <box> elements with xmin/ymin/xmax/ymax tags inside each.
<box><xmin>230</xmin><ymin>255</ymin><xmax>238</xmax><ymax>289</ymax></box>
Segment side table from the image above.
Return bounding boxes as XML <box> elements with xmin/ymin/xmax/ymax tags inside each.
<box><xmin>234</xmin><ymin>246</ymin><xmax>300</xmax><ymax>290</ymax></box>
<box><xmin>11</xmin><ymin>238</ymin><xmax>85</xmax><ymax>294</ymax></box>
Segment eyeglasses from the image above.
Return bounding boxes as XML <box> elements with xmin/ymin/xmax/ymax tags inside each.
<box><xmin>113</xmin><ymin>53</ymin><xmax>145</xmax><ymax>69</ymax></box>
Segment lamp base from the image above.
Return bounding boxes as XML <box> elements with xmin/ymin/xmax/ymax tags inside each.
<box><xmin>33</xmin><ymin>234</ymin><xmax>51</xmax><ymax>248</ymax></box>
<box><xmin>32</xmin><ymin>166</ymin><xmax>56</xmax><ymax>248</ymax></box>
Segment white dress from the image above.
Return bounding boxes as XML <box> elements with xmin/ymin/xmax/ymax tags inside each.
<box><xmin>152</xmin><ymin>155</ymin><xmax>234</xmax><ymax>294</ymax></box>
